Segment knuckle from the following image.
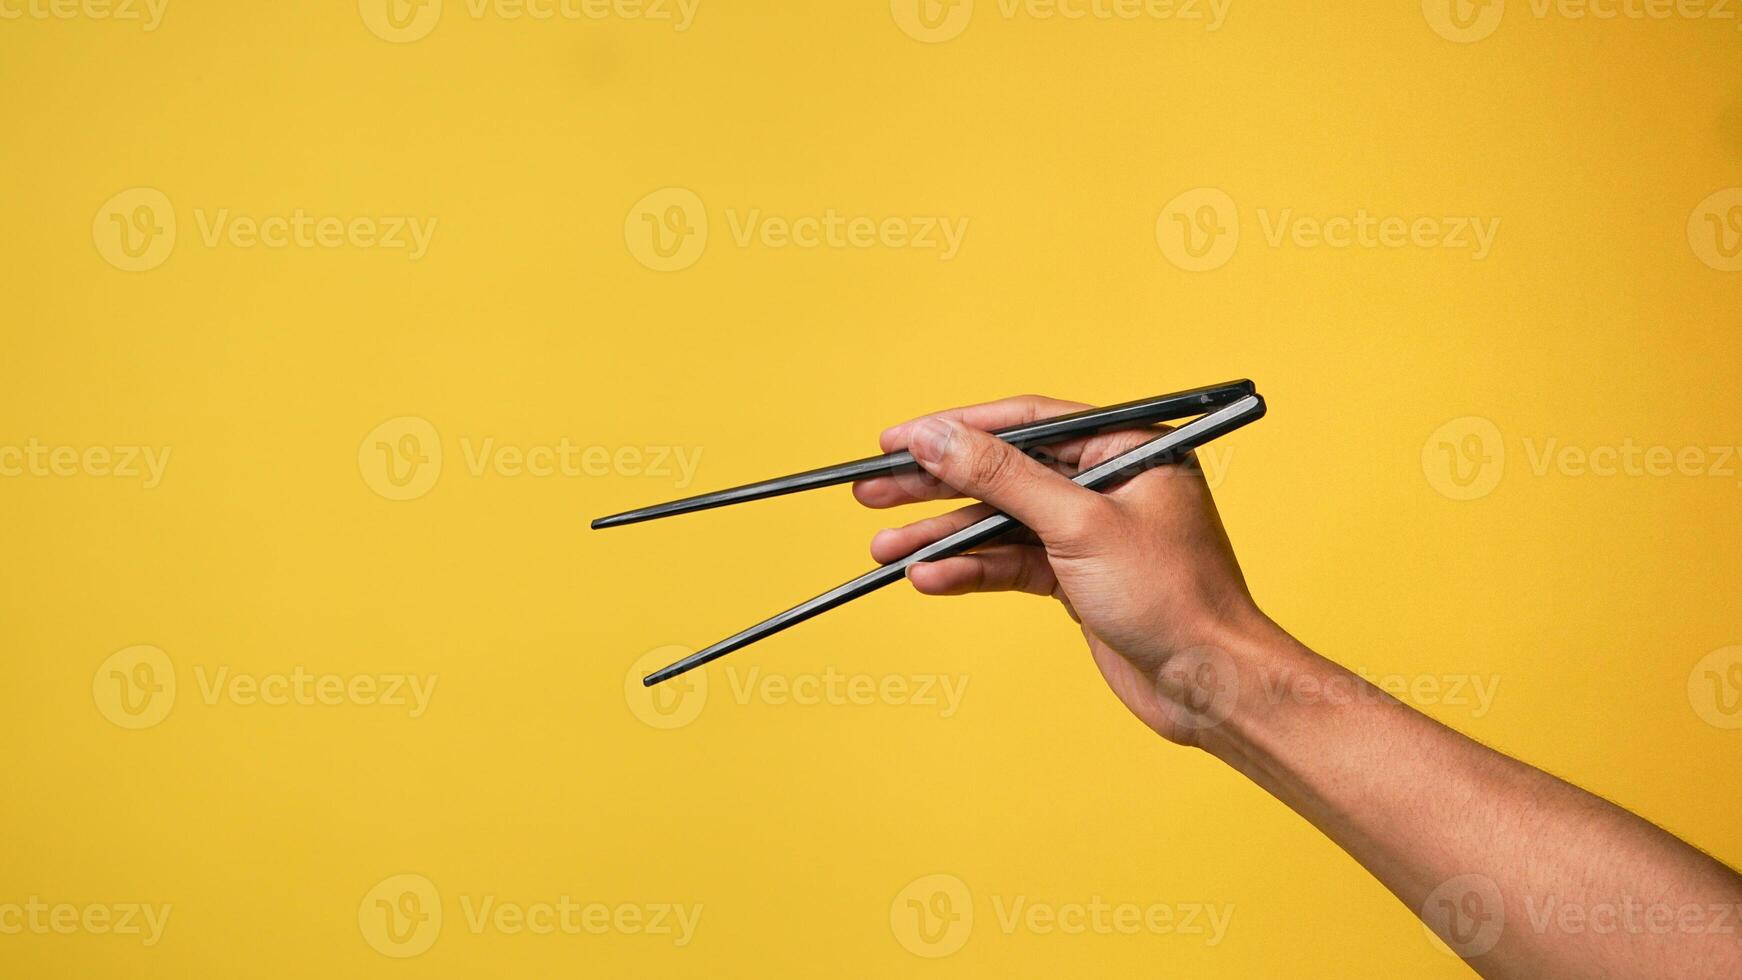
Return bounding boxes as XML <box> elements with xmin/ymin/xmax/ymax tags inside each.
<box><xmin>969</xmin><ymin>444</ymin><xmax>1017</xmax><ymax>491</ymax></box>
<box><xmin>1053</xmin><ymin>498</ymin><xmax>1116</xmax><ymax>548</ymax></box>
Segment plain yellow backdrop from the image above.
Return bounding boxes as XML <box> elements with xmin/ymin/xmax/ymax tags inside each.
<box><xmin>3</xmin><ymin>0</ymin><xmax>1739</xmax><ymax>976</ymax></box>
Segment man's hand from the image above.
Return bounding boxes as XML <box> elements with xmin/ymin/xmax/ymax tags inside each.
<box><xmin>852</xmin><ymin>394</ymin><xmax>1277</xmax><ymax>745</ymax></box>
<box><xmin>855</xmin><ymin>392</ymin><xmax>1742</xmax><ymax>980</ymax></box>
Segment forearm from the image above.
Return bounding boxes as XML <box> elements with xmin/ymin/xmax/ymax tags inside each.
<box><xmin>1195</xmin><ymin>616</ymin><xmax>1742</xmax><ymax>979</ymax></box>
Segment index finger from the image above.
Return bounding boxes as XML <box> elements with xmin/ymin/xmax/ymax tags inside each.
<box><xmin>877</xmin><ymin>394</ymin><xmax>1091</xmax><ymax>453</ymax></box>
<box><xmin>855</xmin><ymin>394</ymin><xmax>1091</xmax><ymax>510</ymax></box>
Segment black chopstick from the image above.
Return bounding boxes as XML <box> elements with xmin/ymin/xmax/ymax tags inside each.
<box><xmin>642</xmin><ymin>393</ymin><xmax>1266</xmax><ymax>686</ymax></box>
<box><xmin>591</xmin><ymin>380</ymin><xmax>1254</xmax><ymax>529</ymax></box>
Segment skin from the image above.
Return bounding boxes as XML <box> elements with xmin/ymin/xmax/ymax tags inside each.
<box><xmin>853</xmin><ymin>394</ymin><xmax>1742</xmax><ymax>980</ymax></box>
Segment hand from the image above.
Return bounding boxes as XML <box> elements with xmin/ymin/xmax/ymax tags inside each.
<box><xmin>853</xmin><ymin>394</ymin><xmax>1277</xmax><ymax>745</ymax></box>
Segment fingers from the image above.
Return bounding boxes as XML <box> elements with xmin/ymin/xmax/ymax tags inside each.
<box><xmin>869</xmin><ymin>503</ymin><xmax>1042</xmax><ymax>563</ymax></box>
<box><xmin>877</xmin><ymin>394</ymin><xmax>1090</xmax><ymax>454</ymax></box>
<box><xmin>1074</xmin><ymin>426</ymin><xmax>1172</xmax><ymax>470</ymax></box>
<box><xmin>906</xmin><ymin>416</ymin><xmax>1108</xmax><ymax>549</ymax></box>
<box><xmin>855</xmin><ymin>395</ymin><xmax>1089</xmax><ymax>510</ymax></box>
<box><xmin>907</xmin><ymin>545</ymin><xmax>1059</xmax><ymax>597</ymax></box>
<box><xmin>852</xmin><ymin>453</ymin><xmax>1076</xmax><ymax>510</ymax></box>
<box><xmin>870</xmin><ymin>504</ymin><xmax>995</xmax><ymax>563</ymax></box>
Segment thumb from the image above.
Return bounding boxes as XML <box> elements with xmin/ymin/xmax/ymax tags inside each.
<box><xmin>905</xmin><ymin>416</ymin><xmax>1106</xmax><ymax>547</ymax></box>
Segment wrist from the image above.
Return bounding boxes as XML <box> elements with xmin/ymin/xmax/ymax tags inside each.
<box><xmin>1158</xmin><ymin>610</ymin><xmax>1327</xmax><ymax>763</ymax></box>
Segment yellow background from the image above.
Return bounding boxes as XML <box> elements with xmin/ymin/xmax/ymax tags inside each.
<box><xmin>3</xmin><ymin>0</ymin><xmax>1740</xmax><ymax>976</ymax></box>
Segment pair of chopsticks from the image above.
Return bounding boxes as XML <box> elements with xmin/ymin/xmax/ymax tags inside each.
<box><xmin>594</xmin><ymin>381</ymin><xmax>1267</xmax><ymax>686</ymax></box>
